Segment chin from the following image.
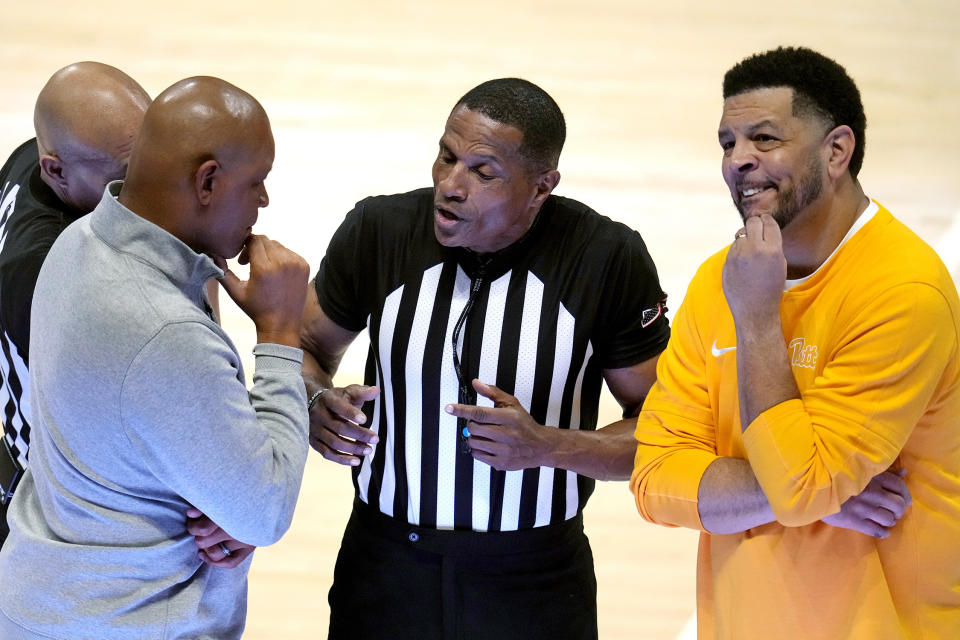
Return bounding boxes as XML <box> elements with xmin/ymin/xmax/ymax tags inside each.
<box><xmin>737</xmin><ymin>202</ymin><xmax>774</xmax><ymax>221</ymax></box>
<box><xmin>433</xmin><ymin>226</ymin><xmax>462</xmax><ymax>248</ymax></box>
<box><xmin>212</xmin><ymin>244</ymin><xmax>243</xmax><ymax>261</ymax></box>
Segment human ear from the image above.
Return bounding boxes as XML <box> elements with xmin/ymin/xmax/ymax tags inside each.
<box><xmin>195</xmin><ymin>159</ymin><xmax>220</xmax><ymax>206</ymax></box>
<box><xmin>531</xmin><ymin>169</ymin><xmax>561</xmax><ymax>208</ymax></box>
<box><xmin>825</xmin><ymin>125</ymin><xmax>855</xmax><ymax>180</ymax></box>
<box><xmin>38</xmin><ymin>154</ymin><xmax>68</xmax><ymax>191</ymax></box>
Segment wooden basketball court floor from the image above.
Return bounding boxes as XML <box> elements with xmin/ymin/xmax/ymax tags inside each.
<box><xmin>1</xmin><ymin>1</ymin><xmax>957</xmax><ymax>637</ymax></box>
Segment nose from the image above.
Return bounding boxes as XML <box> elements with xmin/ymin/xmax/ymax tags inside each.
<box><xmin>727</xmin><ymin>140</ymin><xmax>757</xmax><ymax>174</ymax></box>
<box><xmin>258</xmin><ymin>184</ymin><xmax>269</xmax><ymax>207</ymax></box>
<box><xmin>436</xmin><ymin>162</ymin><xmax>466</xmax><ymax>203</ymax></box>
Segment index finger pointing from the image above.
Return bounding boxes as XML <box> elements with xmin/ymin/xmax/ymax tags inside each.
<box><xmin>444</xmin><ymin>403</ymin><xmax>506</xmax><ymax>425</ymax></box>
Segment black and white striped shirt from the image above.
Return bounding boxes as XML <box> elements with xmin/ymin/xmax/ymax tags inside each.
<box><xmin>316</xmin><ymin>188</ymin><xmax>669</xmax><ymax>532</ymax></box>
<box><xmin>0</xmin><ymin>140</ymin><xmax>82</xmax><ymax>471</ymax></box>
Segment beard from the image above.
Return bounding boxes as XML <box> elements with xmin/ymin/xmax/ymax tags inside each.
<box><xmin>736</xmin><ymin>153</ymin><xmax>823</xmax><ymax>230</ymax></box>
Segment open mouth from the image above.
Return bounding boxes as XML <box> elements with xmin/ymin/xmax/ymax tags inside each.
<box><xmin>435</xmin><ymin>204</ymin><xmax>462</xmax><ymax>223</ymax></box>
<box><xmin>738</xmin><ymin>184</ymin><xmax>775</xmax><ymax>208</ymax></box>
<box><xmin>740</xmin><ymin>185</ymin><xmax>773</xmax><ymax>198</ymax></box>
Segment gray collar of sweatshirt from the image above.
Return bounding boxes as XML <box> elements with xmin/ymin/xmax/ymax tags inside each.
<box><xmin>95</xmin><ymin>180</ymin><xmax>223</xmax><ymax>298</ymax></box>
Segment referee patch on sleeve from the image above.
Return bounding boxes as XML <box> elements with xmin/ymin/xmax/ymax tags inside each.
<box><xmin>640</xmin><ymin>300</ymin><xmax>667</xmax><ymax>328</ymax></box>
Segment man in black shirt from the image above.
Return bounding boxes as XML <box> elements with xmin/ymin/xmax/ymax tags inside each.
<box><xmin>0</xmin><ymin>62</ymin><xmax>151</xmax><ymax>544</ymax></box>
<box><xmin>301</xmin><ymin>78</ymin><xmax>670</xmax><ymax>639</ymax></box>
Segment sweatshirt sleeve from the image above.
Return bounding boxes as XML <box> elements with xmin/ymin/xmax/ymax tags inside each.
<box><xmin>119</xmin><ymin>322</ymin><xmax>309</xmax><ymax>547</ymax></box>
<box><xmin>631</xmin><ymin>269</ymin><xmax>718</xmax><ymax>531</ymax></box>
<box><xmin>742</xmin><ymin>282</ymin><xmax>957</xmax><ymax>525</ymax></box>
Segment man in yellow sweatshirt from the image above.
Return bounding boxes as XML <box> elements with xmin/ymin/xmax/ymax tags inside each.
<box><xmin>631</xmin><ymin>46</ymin><xmax>960</xmax><ymax>639</ymax></box>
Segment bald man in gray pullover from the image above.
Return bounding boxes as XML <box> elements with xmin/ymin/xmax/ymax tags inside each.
<box><xmin>0</xmin><ymin>76</ymin><xmax>310</xmax><ymax>639</ymax></box>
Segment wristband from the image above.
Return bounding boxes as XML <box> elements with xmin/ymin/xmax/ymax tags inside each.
<box><xmin>307</xmin><ymin>387</ymin><xmax>330</xmax><ymax>411</ymax></box>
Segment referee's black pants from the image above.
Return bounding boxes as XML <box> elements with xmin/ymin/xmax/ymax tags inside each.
<box><xmin>328</xmin><ymin>498</ymin><xmax>598</xmax><ymax>640</ymax></box>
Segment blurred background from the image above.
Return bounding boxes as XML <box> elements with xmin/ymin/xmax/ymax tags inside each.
<box><xmin>2</xmin><ymin>1</ymin><xmax>957</xmax><ymax>637</ymax></box>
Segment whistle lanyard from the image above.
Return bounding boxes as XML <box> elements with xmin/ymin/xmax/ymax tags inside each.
<box><xmin>451</xmin><ymin>263</ymin><xmax>487</xmax><ymax>454</ymax></box>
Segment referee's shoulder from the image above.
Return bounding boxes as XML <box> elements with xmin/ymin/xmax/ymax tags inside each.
<box><xmin>351</xmin><ymin>187</ymin><xmax>433</xmax><ymax>219</ymax></box>
<box><xmin>545</xmin><ymin>193</ymin><xmax>644</xmax><ymax>248</ymax></box>
<box><xmin>336</xmin><ymin>187</ymin><xmax>434</xmax><ymax>249</ymax></box>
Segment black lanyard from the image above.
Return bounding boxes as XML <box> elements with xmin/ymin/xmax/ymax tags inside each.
<box><xmin>451</xmin><ymin>261</ymin><xmax>489</xmax><ymax>454</ymax></box>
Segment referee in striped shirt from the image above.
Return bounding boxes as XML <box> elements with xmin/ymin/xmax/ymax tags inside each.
<box><xmin>300</xmin><ymin>78</ymin><xmax>671</xmax><ymax>640</ymax></box>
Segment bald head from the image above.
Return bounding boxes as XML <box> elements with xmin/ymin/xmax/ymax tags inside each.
<box><xmin>120</xmin><ymin>77</ymin><xmax>275</xmax><ymax>260</ymax></box>
<box><xmin>34</xmin><ymin>61</ymin><xmax>150</xmax><ymax>212</ymax></box>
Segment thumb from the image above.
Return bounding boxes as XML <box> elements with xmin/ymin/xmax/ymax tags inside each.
<box><xmin>472</xmin><ymin>379</ymin><xmax>513</xmax><ymax>406</ymax></box>
<box><xmin>217</xmin><ymin>262</ymin><xmax>247</xmax><ymax>304</ymax></box>
<box><xmin>349</xmin><ymin>385</ymin><xmax>381</xmax><ymax>406</ymax></box>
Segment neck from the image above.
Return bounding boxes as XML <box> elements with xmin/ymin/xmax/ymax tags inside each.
<box><xmin>118</xmin><ymin>183</ymin><xmax>157</xmax><ymax>224</ymax></box>
<box><xmin>781</xmin><ymin>180</ymin><xmax>868</xmax><ymax>280</ymax></box>
<box><xmin>118</xmin><ymin>183</ymin><xmax>193</xmax><ymax>247</ymax></box>
<box><xmin>474</xmin><ymin>203</ymin><xmax>544</xmax><ymax>256</ymax></box>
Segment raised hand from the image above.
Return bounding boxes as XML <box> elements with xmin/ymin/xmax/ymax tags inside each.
<box><xmin>722</xmin><ymin>214</ymin><xmax>787</xmax><ymax>328</ymax></box>
<box><xmin>444</xmin><ymin>379</ymin><xmax>554</xmax><ymax>471</ymax></box>
<box><xmin>309</xmin><ymin>384</ymin><xmax>380</xmax><ymax>466</ymax></box>
<box><xmin>216</xmin><ymin>234</ymin><xmax>309</xmax><ymax>347</ymax></box>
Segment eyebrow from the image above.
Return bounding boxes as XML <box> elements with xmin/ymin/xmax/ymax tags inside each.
<box><xmin>438</xmin><ymin>140</ymin><xmax>503</xmax><ymax>165</ymax></box>
<box><xmin>718</xmin><ymin>119</ymin><xmax>781</xmax><ymax>138</ymax></box>
<box><xmin>746</xmin><ymin>119</ymin><xmax>779</xmax><ymax>132</ymax></box>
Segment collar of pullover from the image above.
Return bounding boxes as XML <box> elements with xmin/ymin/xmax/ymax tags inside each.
<box><xmin>89</xmin><ymin>181</ymin><xmax>223</xmax><ymax>294</ymax></box>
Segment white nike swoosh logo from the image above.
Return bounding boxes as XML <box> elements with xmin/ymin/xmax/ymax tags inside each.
<box><xmin>711</xmin><ymin>340</ymin><xmax>737</xmax><ymax>357</ymax></box>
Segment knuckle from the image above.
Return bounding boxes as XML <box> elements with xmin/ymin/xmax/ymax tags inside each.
<box><xmin>867</xmin><ymin>520</ymin><xmax>885</xmax><ymax>534</ymax></box>
<box><xmin>346</xmin><ymin>441</ymin><xmax>367</xmax><ymax>454</ymax></box>
<box><xmin>329</xmin><ymin>421</ymin><xmax>353</xmax><ymax>437</ymax></box>
<box><xmin>845</xmin><ymin>502</ymin><xmax>864</xmax><ymax>518</ymax></box>
<box><xmin>319</xmin><ymin>447</ymin><xmax>337</xmax><ymax>461</ymax></box>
